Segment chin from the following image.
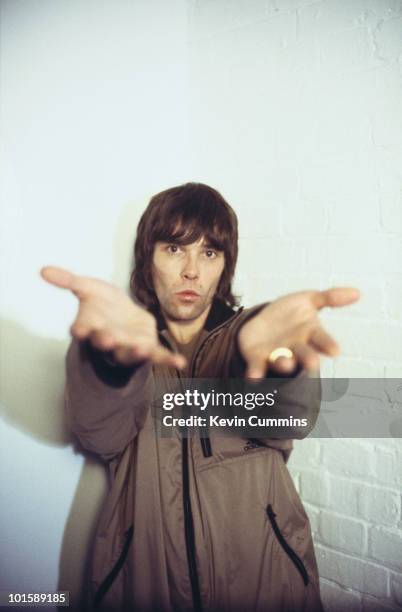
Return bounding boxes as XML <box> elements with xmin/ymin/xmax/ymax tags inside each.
<box><xmin>169</xmin><ymin>303</ymin><xmax>204</xmax><ymax>321</ymax></box>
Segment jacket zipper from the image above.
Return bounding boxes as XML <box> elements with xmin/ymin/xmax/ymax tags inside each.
<box><xmin>93</xmin><ymin>525</ymin><xmax>134</xmax><ymax>608</ymax></box>
<box><xmin>159</xmin><ymin>309</ymin><xmax>243</xmax><ymax>611</ymax></box>
<box><xmin>188</xmin><ymin>307</ymin><xmax>243</xmax><ymax>459</ymax></box>
<box><xmin>165</xmin><ymin>339</ymin><xmax>203</xmax><ymax>612</ymax></box>
<box><xmin>266</xmin><ymin>505</ymin><xmax>309</xmax><ymax>586</ymax></box>
<box><xmin>199</xmin><ymin>436</ymin><xmax>212</xmax><ymax>457</ymax></box>
<box><xmin>182</xmin><ymin>436</ymin><xmax>203</xmax><ymax>612</ymax></box>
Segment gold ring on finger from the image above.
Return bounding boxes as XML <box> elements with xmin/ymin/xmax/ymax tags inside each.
<box><xmin>268</xmin><ymin>347</ymin><xmax>294</xmax><ymax>363</ymax></box>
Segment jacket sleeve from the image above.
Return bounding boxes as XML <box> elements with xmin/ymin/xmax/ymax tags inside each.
<box><xmin>65</xmin><ymin>337</ymin><xmax>153</xmax><ymax>462</ymax></box>
<box><xmin>226</xmin><ymin>304</ymin><xmax>322</xmax><ymax>460</ymax></box>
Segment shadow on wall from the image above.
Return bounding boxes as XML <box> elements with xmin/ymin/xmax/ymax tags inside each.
<box><xmin>0</xmin><ymin>319</ymin><xmax>70</xmax><ymax>445</ymax></box>
<box><xmin>0</xmin><ymin>194</ymin><xmax>149</xmax><ymax>607</ymax></box>
<box><xmin>58</xmin><ymin>195</ymin><xmax>148</xmax><ymax>606</ymax></box>
<box><xmin>58</xmin><ymin>454</ymin><xmax>108</xmax><ymax>611</ymax></box>
<box><xmin>0</xmin><ymin>318</ymin><xmax>108</xmax><ymax>609</ymax></box>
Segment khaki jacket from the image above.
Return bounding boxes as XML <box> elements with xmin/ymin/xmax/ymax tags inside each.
<box><xmin>65</xmin><ymin>299</ymin><xmax>324</xmax><ymax>612</ymax></box>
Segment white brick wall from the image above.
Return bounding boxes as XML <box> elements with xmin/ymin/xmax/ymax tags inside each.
<box><xmin>291</xmin><ymin>439</ymin><xmax>402</xmax><ymax>609</ymax></box>
<box><xmin>188</xmin><ymin>0</ymin><xmax>402</xmax><ymax>609</ymax></box>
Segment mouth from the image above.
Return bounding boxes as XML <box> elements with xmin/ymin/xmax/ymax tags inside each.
<box><xmin>175</xmin><ymin>290</ymin><xmax>200</xmax><ymax>301</ymax></box>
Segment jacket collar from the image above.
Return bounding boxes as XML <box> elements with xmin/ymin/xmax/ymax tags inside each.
<box><xmin>151</xmin><ymin>297</ymin><xmax>241</xmax><ymax>333</ymax></box>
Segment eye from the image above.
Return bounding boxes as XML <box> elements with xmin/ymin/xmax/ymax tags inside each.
<box><xmin>166</xmin><ymin>244</ymin><xmax>181</xmax><ymax>254</ymax></box>
<box><xmin>204</xmin><ymin>249</ymin><xmax>217</xmax><ymax>259</ymax></box>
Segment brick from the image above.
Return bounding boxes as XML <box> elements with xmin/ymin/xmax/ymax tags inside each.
<box><xmin>328</xmin><ymin>475</ymin><xmax>361</xmax><ymax>516</ymax></box>
<box><xmin>246</xmin><ymin>237</ymin><xmax>306</xmax><ymax>275</ymax></box>
<box><xmin>263</xmin><ymin>161</ymin><xmax>299</xmax><ymax>206</ymax></box>
<box><xmin>367</xmin><ymin>0</ymin><xmax>402</xmax><ymax>21</ymax></box>
<box><xmin>189</xmin><ymin>1</ymin><xmax>293</xmax><ymax>42</ymax></box>
<box><xmin>374</xmin><ymin>447</ymin><xmax>402</xmax><ymax>489</ymax></box>
<box><xmin>380</xmin><ymin>194</ymin><xmax>402</xmax><ymax>234</ymax></box>
<box><xmin>321</xmin><ymin>378</ymin><xmax>402</xmax><ymax>440</ymax></box>
<box><xmin>300</xmin><ymin>154</ymin><xmax>377</xmax><ymax>204</ymax></box>
<box><xmin>318</xmin><ymin>511</ymin><xmax>367</xmax><ymax>556</ymax></box>
<box><xmin>298</xmin><ymin>0</ymin><xmax>383</xmax><ymax>39</ymax></box>
<box><xmin>282</xmin><ymin>197</ymin><xmax>328</xmax><ymax>235</ymax></box>
<box><xmin>322</xmin><ymin>440</ymin><xmax>375</xmax><ymax>479</ymax></box>
<box><xmin>237</xmin><ymin>203</ymin><xmax>280</xmax><ymax>238</ymax></box>
<box><xmin>385</xmin><ymin>282</ymin><xmax>402</xmax><ymax>321</ymax></box>
<box><xmin>328</xmin><ymin>197</ymin><xmax>380</xmax><ymax>234</ymax></box>
<box><xmin>378</xmin><ymin>160</ymin><xmax>402</xmax><ymax>198</ymax></box>
<box><xmin>320</xmin><ymin>578</ymin><xmax>362</xmax><ymax>612</ymax></box>
<box><xmin>372</xmin><ymin>108</ymin><xmax>402</xmax><ymax>148</ymax></box>
<box><xmin>361</xmin><ymin>594</ymin><xmax>401</xmax><ymax>612</ymax></box>
<box><xmin>371</xmin><ymin>67</ymin><xmax>402</xmax><ymax>147</ymax></box>
<box><xmin>303</xmin><ymin>502</ymin><xmax>320</xmax><ymax>536</ymax></box>
<box><xmin>320</xmin><ymin>27</ymin><xmax>378</xmax><ymax>74</ymax></box>
<box><xmin>271</xmin><ymin>0</ymin><xmax>328</xmax><ymax>19</ymax></box>
<box><xmin>320</xmin><ymin>356</ymin><xmax>334</xmax><ymax>379</ymax></box>
<box><xmin>328</xmin><ymin>466</ymin><xmax>401</xmax><ymax>527</ymax></box>
<box><xmin>333</xmin><ymin>358</ymin><xmax>385</xmax><ymax>379</ymax></box>
<box><xmin>330</xmin><ymin>274</ymin><xmax>386</xmax><ymax>319</ymax></box>
<box><xmin>288</xmin><ymin>438</ymin><xmax>321</xmax><ymax>467</ymax></box>
<box><xmin>374</xmin><ymin>439</ymin><xmax>402</xmax><ymax>453</ymax></box>
<box><xmin>300</xmin><ymin>469</ymin><xmax>329</xmax><ymax>506</ymax></box>
<box><xmin>313</xmin><ymin>103</ymin><xmax>372</xmax><ymax>156</ymax></box>
<box><xmin>305</xmin><ymin>238</ymin><xmax>331</xmax><ymax>275</ymax></box>
<box><xmin>240</xmin><ymin>274</ymin><xmax>286</xmax><ymax>306</ymax></box>
<box><xmin>315</xmin><ymin>68</ymin><xmax>379</xmax><ymax>133</ymax></box>
<box><xmin>384</xmin><ymin>365</ymin><xmax>402</xmax><ymax>377</ymax></box>
<box><xmin>279</xmin><ymin>274</ymin><xmax>329</xmax><ymax>292</ymax></box>
<box><xmin>358</xmin><ymin>485</ymin><xmax>400</xmax><ymax>528</ymax></box>
<box><xmin>369</xmin><ymin>527</ymin><xmax>402</xmax><ymax>571</ymax></box>
<box><xmin>319</xmin><ymin>392</ymin><xmax>399</xmax><ymax>439</ymax></box>
<box><xmin>316</xmin><ymin>545</ymin><xmax>388</xmax><ymax>598</ymax></box>
<box><xmin>288</xmin><ymin>469</ymin><xmax>300</xmax><ymax>493</ymax></box>
<box><xmin>327</xmin><ymin>236</ymin><xmax>402</xmax><ymax>276</ymax></box>
<box><xmin>390</xmin><ymin>571</ymin><xmax>402</xmax><ymax>607</ymax></box>
<box><xmin>373</xmin><ymin>17</ymin><xmax>402</xmax><ymax>62</ymax></box>
<box><xmin>325</xmin><ymin>317</ymin><xmax>402</xmax><ymax>362</ymax></box>
<box><xmin>387</xmin><ymin>237</ymin><xmax>402</xmax><ymax>275</ymax></box>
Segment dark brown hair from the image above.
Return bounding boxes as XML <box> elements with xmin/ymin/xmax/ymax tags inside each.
<box><xmin>130</xmin><ymin>182</ymin><xmax>240</xmax><ymax>309</ymax></box>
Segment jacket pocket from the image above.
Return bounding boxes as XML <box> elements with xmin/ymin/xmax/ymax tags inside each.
<box><xmin>266</xmin><ymin>504</ymin><xmax>309</xmax><ymax>586</ymax></box>
<box><xmin>93</xmin><ymin>524</ymin><xmax>134</xmax><ymax>608</ymax></box>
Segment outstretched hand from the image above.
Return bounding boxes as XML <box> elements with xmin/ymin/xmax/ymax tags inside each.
<box><xmin>238</xmin><ymin>287</ymin><xmax>360</xmax><ymax>379</ymax></box>
<box><xmin>40</xmin><ymin>266</ymin><xmax>186</xmax><ymax>370</ymax></box>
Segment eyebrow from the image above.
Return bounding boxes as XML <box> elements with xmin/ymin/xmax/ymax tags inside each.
<box><xmin>163</xmin><ymin>239</ymin><xmax>221</xmax><ymax>250</ymax></box>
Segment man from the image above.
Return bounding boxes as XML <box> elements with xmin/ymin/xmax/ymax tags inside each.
<box><xmin>41</xmin><ymin>182</ymin><xmax>359</xmax><ymax>612</ymax></box>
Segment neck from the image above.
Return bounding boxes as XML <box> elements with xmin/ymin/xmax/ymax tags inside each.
<box><xmin>164</xmin><ymin>305</ymin><xmax>211</xmax><ymax>345</ymax></box>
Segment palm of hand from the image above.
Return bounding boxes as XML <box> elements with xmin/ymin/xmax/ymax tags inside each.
<box><xmin>238</xmin><ymin>288</ymin><xmax>360</xmax><ymax>378</ymax></box>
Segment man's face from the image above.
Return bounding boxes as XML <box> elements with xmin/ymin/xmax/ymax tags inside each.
<box><xmin>151</xmin><ymin>236</ymin><xmax>225</xmax><ymax>322</ymax></box>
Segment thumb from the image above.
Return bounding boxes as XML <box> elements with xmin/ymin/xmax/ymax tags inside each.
<box><xmin>40</xmin><ymin>266</ymin><xmax>76</xmax><ymax>291</ymax></box>
<box><xmin>150</xmin><ymin>345</ymin><xmax>187</xmax><ymax>370</ymax></box>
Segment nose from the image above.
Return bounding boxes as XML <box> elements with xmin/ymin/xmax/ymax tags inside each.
<box><xmin>181</xmin><ymin>252</ymin><xmax>199</xmax><ymax>281</ymax></box>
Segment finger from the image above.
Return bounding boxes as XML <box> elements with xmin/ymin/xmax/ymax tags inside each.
<box><xmin>70</xmin><ymin>312</ymin><xmax>104</xmax><ymax>339</ymax></box>
<box><xmin>313</xmin><ymin>287</ymin><xmax>360</xmax><ymax>310</ymax></box>
<box><xmin>70</xmin><ymin>322</ymin><xmax>91</xmax><ymax>340</ymax></box>
<box><xmin>149</xmin><ymin>346</ymin><xmax>187</xmax><ymax>370</ymax></box>
<box><xmin>70</xmin><ymin>316</ymin><xmax>98</xmax><ymax>339</ymax></box>
<box><xmin>113</xmin><ymin>345</ymin><xmax>149</xmax><ymax>366</ymax></box>
<box><xmin>40</xmin><ymin>266</ymin><xmax>96</xmax><ymax>299</ymax></box>
<box><xmin>269</xmin><ymin>355</ymin><xmax>298</xmax><ymax>375</ymax></box>
<box><xmin>245</xmin><ymin>355</ymin><xmax>268</xmax><ymax>380</ymax></box>
<box><xmin>40</xmin><ymin>266</ymin><xmax>77</xmax><ymax>290</ymax></box>
<box><xmin>310</xmin><ymin>326</ymin><xmax>340</xmax><ymax>357</ymax></box>
<box><xmin>292</xmin><ymin>343</ymin><xmax>320</xmax><ymax>372</ymax></box>
<box><xmin>88</xmin><ymin>330</ymin><xmax>117</xmax><ymax>351</ymax></box>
